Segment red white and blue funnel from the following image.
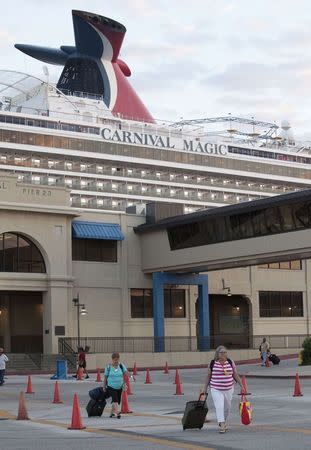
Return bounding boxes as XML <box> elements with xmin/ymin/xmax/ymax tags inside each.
<box><xmin>15</xmin><ymin>10</ymin><xmax>154</xmax><ymax>123</ymax></box>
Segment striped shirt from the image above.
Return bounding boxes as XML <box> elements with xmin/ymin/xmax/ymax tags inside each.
<box><xmin>210</xmin><ymin>360</ymin><xmax>235</xmax><ymax>390</ymax></box>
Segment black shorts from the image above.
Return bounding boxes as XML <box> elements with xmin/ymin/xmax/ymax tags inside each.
<box><xmin>106</xmin><ymin>386</ymin><xmax>122</xmax><ymax>404</ymax></box>
<box><xmin>79</xmin><ymin>361</ymin><xmax>86</xmax><ymax>369</ymax></box>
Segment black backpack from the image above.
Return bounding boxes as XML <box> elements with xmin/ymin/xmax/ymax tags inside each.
<box><xmin>210</xmin><ymin>358</ymin><xmax>233</xmax><ymax>371</ymax></box>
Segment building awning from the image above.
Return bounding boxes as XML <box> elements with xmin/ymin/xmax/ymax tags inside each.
<box><xmin>72</xmin><ymin>221</ymin><xmax>124</xmax><ymax>240</ymax></box>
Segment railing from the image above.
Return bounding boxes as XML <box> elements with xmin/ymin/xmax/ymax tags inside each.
<box><xmin>58</xmin><ymin>338</ymin><xmax>77</xmax><ymax>369</ymax></box>
<box><xmin>58</xmin><ymin>335</ymin><xmax>308</xmax><ymax>354</ymax></box>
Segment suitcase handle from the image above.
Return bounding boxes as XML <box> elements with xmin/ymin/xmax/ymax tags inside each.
<box><xmin>198</xmin><ymin>392</ymin><xmax>208</xmax><ymax>404</ymax></box>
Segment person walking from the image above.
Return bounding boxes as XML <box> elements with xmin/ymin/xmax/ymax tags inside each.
<box><xmin>0</xmin><ymin>347</ymin><xmax>9</xmax><ymax>386</ymax></box>
<box><xmin>77</xmin><ymin>346</ymin><xmax>89</xmax><ymax>378</ymax></box>
<box><xmin>103</xmin><ymin>352</ymin><xmax>129</xmax><ymax>419</ymax></box>
<box><xmin>203</xmin><ymin>345</ymin><xmax>244</xmax><ymax>433</ymax></box>
<box><xmin>259</xmin><ymin>337</ymin><xmax>270</xmax><ymax>367</ymax></box>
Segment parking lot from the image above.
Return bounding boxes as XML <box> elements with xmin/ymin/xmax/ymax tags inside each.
<box><xmin>1</xmin><ymin>358</ymin><xmax>311</xmax><ymax>450</ymax></box>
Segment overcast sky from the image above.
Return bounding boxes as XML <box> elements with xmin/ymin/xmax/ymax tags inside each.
<box><xmin>1</xmin><ymin>0</ymin><xmax>311</xmax><ymax>137</ymax></box>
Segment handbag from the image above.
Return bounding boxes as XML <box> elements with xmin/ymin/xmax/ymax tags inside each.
<box><xmin>239</xmin><ymin>394</ymin><xmax>252</xmax><ymax>425</ymax></box>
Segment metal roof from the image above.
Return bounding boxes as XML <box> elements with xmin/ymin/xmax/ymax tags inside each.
<box><xmin>72</xmin><ymin>221</ymin><xmax>124</xmax><ymax>240</ymax></box>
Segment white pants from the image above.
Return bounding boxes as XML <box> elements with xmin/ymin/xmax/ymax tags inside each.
<box><xmin>211</xmin><ymin>387</ymin><xmax>234</xmax><ymax>423</ymax></box>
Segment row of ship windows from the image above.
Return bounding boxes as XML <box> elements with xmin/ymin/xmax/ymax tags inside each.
<box><xmin>229</xmin><ymin>146</ymin><xmax>311</xmax><ymax>165</ymax></box>
<box><xmin>0</xmin><ymin>114</ymin><xmax>100</xmax><ymax>135</ymax></box>
<box><xmin>1</xmin><ymin>153</ymin><xmax>296</xmax><ymax>194</ymax></box>
<box><xmin>17</xmin><ymin>174</ymin><xmax>261</xmax><ymax>203</ymax></box>
<box><xmin>69</xmin><ymin>197</ymin><xmax>198</xmax><ymax>214</ymax></box>
<box><xmin>1</xmin><ymin>129</ymin><xmax>311</xmax><ymax>180</ymax></box>
<box><xmin>1</xmin><ymin>114</ymin><xmax>311</xmax><ymax>166</ymax></box>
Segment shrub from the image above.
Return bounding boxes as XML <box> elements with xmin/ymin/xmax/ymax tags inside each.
<box><xmin>300</xmin><ymin>337</ymin><xmax>311</xmax><ymax>365</ymax></box>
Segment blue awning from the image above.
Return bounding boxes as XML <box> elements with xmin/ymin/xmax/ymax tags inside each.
<box><xmin>72</xmin><ymin>221</ymin><xmax>124</xmax><ymax>240</ymax></box>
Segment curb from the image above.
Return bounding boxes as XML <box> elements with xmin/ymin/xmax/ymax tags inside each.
<box><xmin>6</xmin><ymin>353</ymin><xmax>299</xmax><ymax>376</ymax></box>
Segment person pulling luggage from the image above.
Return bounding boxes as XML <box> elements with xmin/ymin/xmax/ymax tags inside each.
<box><xmin>103</xmin><ymin>352</ymin><xmax>129</xmax><ymax>419</ymax></box>
<box><xmin>203</xmin><ymin>345</ymin><xmax>245</xmax><ymax>433</ymax></box>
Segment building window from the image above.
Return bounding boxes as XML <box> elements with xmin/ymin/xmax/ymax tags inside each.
<box><xmin>131</xmin><ymin>289</ymin><xmax>153</xmax><ymax>318</ymax></box>
<box><xmin>258</xmin><ymin>260</ymin><xmax>302</xmax><ymax>270</ymax></box>
<box><xmin>130</xmin><ymin>288</ymin><xmax>186</xmax><ymax>318</ymax></box>
<box><xmin>168</xmin><ymin>199</ymin><xmax>311</xmax><ymax>251</ymax></box>
<box><xmin>72</xmin><ymin>238</ymin><xmax>117</xmax><ymax>262</ymax></box>
<box><xmin>0</xmin><ymin>232</ymin><xmax>45</xmax><ymax>273</ymax></box>
<box><xmin>259</xmin><ymin>291</ymin><xmax>303</xmax><ymax>317</ymax></box>
<box><xmin>164</xmin><ymin>289</ymin><xmax>186</xmax><ymax>318</ymax></box>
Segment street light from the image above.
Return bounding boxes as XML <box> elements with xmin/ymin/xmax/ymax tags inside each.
<box><xmin>72</xmin><ymin>294</ymin><xmax>87</xmax><ymax>347</ymax></box>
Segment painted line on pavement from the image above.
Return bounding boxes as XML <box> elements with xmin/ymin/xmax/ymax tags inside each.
<box><xmin>31</xmin><ymin>418</ymin><xmax>216</xmax><ymax>450</ymax></box>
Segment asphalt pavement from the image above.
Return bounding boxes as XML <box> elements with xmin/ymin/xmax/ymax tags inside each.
<box><xmin>0</xmin><ymin>357</ymin><xmax>310</xmax><ymax>450</ymax></box>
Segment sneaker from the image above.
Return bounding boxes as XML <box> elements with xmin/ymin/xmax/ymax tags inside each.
<box><xmin>117</xmin><ymin>413</ymin><xmax>121</xmax><ymax>419</ymax></box>
<box><xmin>109</xmin><ymin>413</ymin><xmax>116</xmax><ymax>418</ymax></box>
<box><xmin>85</xmin><ymin>375</ymin><xmax>90</xmax><ymax>379</ymax></box>
<box><xmin>219</xmin><ymin>423</ymin><xmax>226</xmax><ymax>433</ymax></box>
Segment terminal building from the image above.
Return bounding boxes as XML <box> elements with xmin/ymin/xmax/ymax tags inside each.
<box><xmin>0</xmin><ymin>10</ymin><xmax>310</xmax><ymax>360</ymax></box>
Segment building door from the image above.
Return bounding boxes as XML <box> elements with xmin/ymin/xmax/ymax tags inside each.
<box><xmin>0</xmin><ymin>291</ymin><xmax>43</xmax><ymax>353</ymax></box>
<box><xmin>209</xmin><ymin>294</ymin><xmax>250</xmax><ymax>349</ymax></box>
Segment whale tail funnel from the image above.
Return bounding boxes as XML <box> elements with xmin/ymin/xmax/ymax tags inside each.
<box><xmin>15</xmin><ymin>10</ymin><xmax>154</xmax><ymax>123</ymax></box>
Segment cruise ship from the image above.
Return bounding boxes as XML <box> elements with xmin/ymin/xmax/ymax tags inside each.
<box><xmin>1</xmin><ymin>9</ymin><xmax>311</xmax><ymax>215</ymax></box>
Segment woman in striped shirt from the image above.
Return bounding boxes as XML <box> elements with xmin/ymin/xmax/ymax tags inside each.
<box><xmin>203</xmin><ymin>346</ymin><xmax>244</xmax><ymax>433</ymax></box>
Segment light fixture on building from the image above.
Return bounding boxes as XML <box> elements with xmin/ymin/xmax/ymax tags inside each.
<box><xmin>222</xmin><ymin>278</ymin><xmax>232</xmax><ymax>296</ymax></box>
<box><xmin>80</xmin><ymin>305</ymin><xmax>87</xmax><ymax>316</ymax></box>
<box><xmin>72</xmin><ymin>294</ymin><xmax>88</xmax><ymax>347</ymax></box>
<box><xmin>232</xmin><ymin>304</ymin><xmax>240</xmax><ymax>312</ymax></box>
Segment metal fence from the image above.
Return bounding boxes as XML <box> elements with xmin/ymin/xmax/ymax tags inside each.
<box><xmin>58</xmin><ymin>334</ymin><xmax>308</xmax><ymax>355</ymax></box>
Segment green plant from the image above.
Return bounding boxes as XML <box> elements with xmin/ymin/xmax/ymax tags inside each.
<box><xmin>300</xmin><ymin>337</ymin><xmax>311</xmax><ymax>365</ymax></box>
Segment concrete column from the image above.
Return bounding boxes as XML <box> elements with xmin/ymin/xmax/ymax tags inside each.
<box><xmin>152</xmin><ymin>272</ymin><xmax>165</xmax><ymax>352</ymax></box>
<box><xmin>43</xmin><ymin>283</ymin><xmax>71</xmax><ymax>354</ymax></box>
<box><xmin>2</xmin><ymin>295</ymin><xmax>10</xmax><ymax>352</ymax></box>
<box><xmin>198</xmin><ymin>281</ymin><xmax>210</xmax><ymax>350</ymax></box>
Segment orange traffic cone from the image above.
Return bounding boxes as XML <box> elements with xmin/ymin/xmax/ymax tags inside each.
<box><xmin>293</xmin><ymin>373</ymin><xmax>303</xmax><ymax>397</ymax></box>
<box><xmin>124</xmin><ymin>374</ymin><xmax>133</xmax><ymax>395</ymax></box>
<box><xmin>77</xmin><ymin>366</ymin><xmax>84</xmax><ymax>380</ymax></box>
<box><xmin>133</xmin><ymin>362</ymin><xmax>138</xmax><ymax>376</ymax></box>
<box><xmin>96</xmin><ymin>368</ymin><xmax>101</xmax><ymax>383</ymax></box>
<box><xmin>163</xmin><ymin>361</ymin><xmax>169</xmax><ymax>374</ymax></box>
<box><xmin>145</xmin><ymin>368</ymin><xmax>152</xmax><ymax>384</ymax></box>
<box><xmin>174</xmin><ymin>379</ymin><xmax>184</xmax><ymax>395</ymax></box>
<box><xmin>17</xmin><ymin>391</ymin><xmax>30</xmax><ymax>420</ymax></box>
<box><xmin>240</xmin><ymin>375</ymin><xmax>251</xmax><ymax>395</ymax></box>
<box><xmin>52</xmin><ymin>381</ymin><xmax>63</xmax><ymax>404</ymax></box>
<box><xmin>68</xmin><ymin>394</ymin><xmax>85</xmax><ymax>430</ymax></box>
<box><xmin>25</xmin><ymin>375</ymin><xmax>34</xmax><ymax>394</ymax></box>
<box><xmin>121</xmin><ymin>389</ymin><xmax>133</xmax><ymax>413</ymax></box>
<box><xmin>174</xmin><ymin>368</ymin><xmax>181</xmax><ymax>385</ymax></box>
<box><xmin>265</xmin><ymin>357</ymin><xmax>270</xmax><ymax>368</ymax></box>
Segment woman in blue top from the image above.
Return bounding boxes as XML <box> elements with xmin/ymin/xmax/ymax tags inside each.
<box><xmin>103</xmin><ymin>352</ymin><xmax>129</xmax><ymax>418</ymax></box>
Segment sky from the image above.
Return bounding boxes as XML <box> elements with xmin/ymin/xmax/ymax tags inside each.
<box><xmin>1</xmin><ymin>0</ymin><xmax>311</xmax><ymax>138</ymax></box>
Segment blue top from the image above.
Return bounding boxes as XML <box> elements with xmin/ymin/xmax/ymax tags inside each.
<box><xmin>105</xmin><ymin>363</ymin><xmax>127</xmax><ymax>390</ymax></box>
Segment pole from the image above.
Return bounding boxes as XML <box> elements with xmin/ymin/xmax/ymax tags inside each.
<box><xmin>77</xmin><ymin>294</ymin><xmax>80</xmax><ymax>348</ymax></box>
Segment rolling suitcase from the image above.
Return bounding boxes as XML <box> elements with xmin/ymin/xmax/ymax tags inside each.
<box><xmin>86</xmin><ymin>398</ymin><xmax>106</xmax><ymax>417</ymax></box>
<box><xmin>86</xmin><ymin>386</ymin><xmax>107</xmax><ymax>417</ymax></box>
<box><xmin>182</xmin><ymin>393</ymin><xmax>208</xmax><ymax>430</ymax></box>
<box><xmin>269</xmin><ymin>354</ymin><xmax>280</xmax><ymax>365</ymax></box>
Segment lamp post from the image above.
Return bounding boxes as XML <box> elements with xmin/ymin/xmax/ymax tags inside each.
<box><xmin>72</xmin><ymin>294</ymin><xmax>87</xmax><ymax>348</ymax></box>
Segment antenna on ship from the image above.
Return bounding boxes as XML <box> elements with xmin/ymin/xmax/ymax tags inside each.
<box><xmin>42</xmin><ymin>65</ymin><xmax>49</xmax><ymax>115</ymax></box>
